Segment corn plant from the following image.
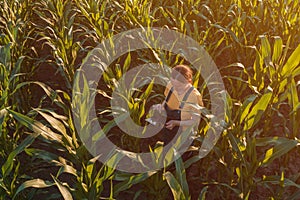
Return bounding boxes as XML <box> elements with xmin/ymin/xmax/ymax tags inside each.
<box><xmin>33</xmin><ymin>0</ymin><xmax>81</xmax><ymax>91</ymax></box>
<box><xmin>200</xmin><ymin>35</ymin><xmax>300</xmax><ymax>198</ymax></box>
<box><xmin>113</xmin><ymin>0</ymin><xmax>153</xmax><ymax>29</ymax></box>
<box><xmin>0</xmin><ymin>0</ymin><xmax>37</xmax><ymax>198</ymax></box>
<box><xmin>74</xmin><ymin>0</ymin><xmax>116</xmax><ymax>45</ymax></box>
<box><xmin>164</xmin><ymin>156</ymin><xmax>191</xmax><ymax>200</ymax></box>
<box><xmin>245</xmin><ymin>36</ymin><xmax>300</xmax><ymax>138</ymax></box>
<box><xmin>5</xmin><ymin>79</ymin><xmax>117</xmax><ymax>199</ymax></box>
<box><xmin>1</xmin><ymin>0</ymin><xmax>300</xmax><ymax>199</ymax></box>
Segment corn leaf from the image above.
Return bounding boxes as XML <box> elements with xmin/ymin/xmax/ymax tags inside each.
<box><xmin>261</xmin><ymin>139</ymin><xmax>299</xmax><ymax>166</ymax></box>
<box><xmin>13</xmin><ymin>179</ymin><xmax>54</xmax><ymax>199</ymax></box>
<box><xmin>281</xmin><ymin>44</ymin><xmax>300</xmax><ymax>78</ymax></box>
<box><xmin>52</xmin><ymin>175</ymin><xmax>73</xmax><ymax>200</ymax></box>
<box><xmin>164</xmin><ymin>171</ymin><xmax>186</xmax><ymax>200</ymax></box>
<box><xmin>244</xmin><ymin>91</ymin><xmax>272</xmax><ymax>131</ymax></box>
<box><xmin>1</xmin><ymin>133</ymin><xmax>37</xmax><ymax>178</ymax></box>
<box><xmin>174</xmin><ymin>156</ymin><xmax>189</xmax><ymax>199</ymax></box>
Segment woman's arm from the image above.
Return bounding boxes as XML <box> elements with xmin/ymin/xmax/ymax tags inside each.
<box><xmin>165</xmin><ymin>115</ymin><xmax>200</xmax><ymax>130</ymax></box>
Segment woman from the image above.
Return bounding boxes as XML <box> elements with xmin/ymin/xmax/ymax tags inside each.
<box><xmin>152</xmin><ymin>64</ymin><xmax>204</xmax><ymax>146</ymax></box>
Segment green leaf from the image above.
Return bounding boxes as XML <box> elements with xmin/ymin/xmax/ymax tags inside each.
<box><xmin>11</xmin><ymin>56</ymin><xmax>24</xmax><ymax>79</ymax></box>
<box><xmin>252</xmin><ymin>48</ymin><xmax>263</xmax><ymax>87</ymax></box>
<box><xmin>227</xmin><ymin>132</ymin><xmax>246</xmax><ymax>160</ymax></box>
<box><xmin>11</xmin><ymin>81</ymin><xmax>68</xmax><ymax>112</ymax></box>
<box><xmin>113</xmin><ymin>171</ymin><xmax>156</xmax><ymax>195</ymax></box>
<box><xmin>261</xmin><ymin>139</ymin><xmax>299</xmax><ymax>166</ymax></box>
<box><xmin>35</xmin><ymin>109</ymin><xmax>73</xmax><ymax>148</ymax></box>
<box><xmin>35</xmin><ymin>109</ymin><xmax>67</xmax><ymax>135</ymax></box>
<box><xmin>0</xmin><ymin>108</ymin><xmax>8</xmax><ymax>135</ymax></box>
<box><xmin>0</xmin><ymin>43</ymin><xmax>11</xmax><ymax>67</ymax></box>
<box><xmin>281</xmin><ymin>44</ymin><xmax>300</xmax><ymax>78</ymax></box>
<box><xmin>288</xmin><ymin>79</ymin><xmax>299</xmax><ymax>110</ymax></box>
<box><xmin>272</xmin><ymin>36</ymin><xmax>283</xmax><ymax>64</ymax></box>
<box><xmin>262</xmin><ymin>175</ymin><xmax>300</xmax><ymax>188</ymax></box>
<box><xmin>25</xmin><ymin>148</ymin><xmax>59</xmax><ymax>163</ymax></box>
<box><xmin>256</xmin><ymin>137</ymin><xmax>291</xmax><ymax>146</ymax></box>
<box><xmin>123</xmin><ymin>52</ymin><xmax>131</xmax><ymax>73</ymax></box>
<box><xmin>2</xmin><ymin>133</ymin><xmax>37</xmax><ymax>178</ymax></box>
<box><xmin>239</xmin><ymin>95</ymin><xmax>257</xmax><ymax>124</ymax></box>
<box><xmin>260</xmin><ymin>35</ymin><xmax>271</xmax><ymax>62</ymax></box>
<box><xmin>198</xmin><ymin>186</ymin><xmax>208</xmax><ymax>200</ymax></box>
<box><xmin>7</xmin><ymin>109</ymin><xmax>62</xmax><ymax>141</ymax></box>
<box><xmin>92</xmin><ymin>113</ymin><xmax>128</xmax><ymax>141</ymax></box>
<box><xmin>13</xmin><ymin>179</ymin><xmax>54</xmax><ymax>199</ymax></box>
<box><xmin>140</xmin><ymin>79</ymin><xmax>154</xmax><ymax>101</ymax></box>
<box><xmin>57</xmin><ymin>164</ymin><xmax>77</xmax><ymax>178</ymax></box>
<box><xmin>244</xmin><ymin>91</ymin><xmax>272</xmax><ymax>131</ymax></box>
<box><xmin>52</xmin><ymin>175</ymin><xmax>73</xmax><ymax>200</ymax></box>
<box><xmin>174</xmin><ymin>156</ymin><xmax>189</xmax><ymax>199</ymax></box>
<box><xmin>164</xmin><ymin>171</ymin><xmax>186</xmax><ymax>200</ymax></box>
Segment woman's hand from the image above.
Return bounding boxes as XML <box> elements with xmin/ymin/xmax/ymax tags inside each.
<box><xmin>165</xmin><ymin>120</ymin><xmax>180</xmax><ymax>130</ymax></box>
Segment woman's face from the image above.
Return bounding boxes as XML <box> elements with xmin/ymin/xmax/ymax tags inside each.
<box><xmin>171</xmin><ymin>78</ymin><xmax>189</xmax><ymax>93</ymax></box>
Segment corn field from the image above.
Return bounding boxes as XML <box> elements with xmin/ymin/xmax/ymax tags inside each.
<box><xmin>0</xmin><ymin>0</ymin><xmax>300</xmax><ymax>199</ymax></box>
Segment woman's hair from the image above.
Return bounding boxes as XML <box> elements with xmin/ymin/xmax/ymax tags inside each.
<box><xmin>171</xmin><ymin>65</ymin><xmax>193</xmax><ymax>83</ymax></box>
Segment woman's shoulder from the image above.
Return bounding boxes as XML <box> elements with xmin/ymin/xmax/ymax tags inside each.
<box><xmin>188</xmin><ymin>87</ymin><xmax>203</xmax><ymax>105</ymax></box>
<box><xmin>191</xmin><ymin>87</ymin><xmax>201</xmax><ymax>97</ymax></box>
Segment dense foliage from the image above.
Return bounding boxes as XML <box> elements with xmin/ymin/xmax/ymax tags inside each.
<box><xmin>0</xmin><ymin>0</ymin><xmax>299</xmax><ymax>199</ymax></box>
